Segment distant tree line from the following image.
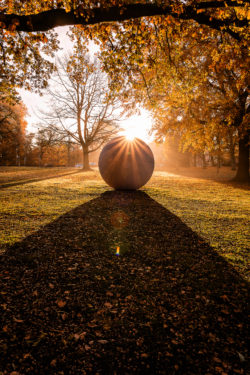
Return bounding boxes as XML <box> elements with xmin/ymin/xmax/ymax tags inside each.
<box><xmin>151</xmin><ymin>136</ymin><xmax>241</xmax><ymax>171</ymax></box>
<box><xmin>0</xmin><ymin>98</ymin><xmax>243</xmax><ymax>172</ymax></box>
<box><xmin>0</xmin><ymin>104</ymin><xmax>86</xmax><ymax>167</ymax></box>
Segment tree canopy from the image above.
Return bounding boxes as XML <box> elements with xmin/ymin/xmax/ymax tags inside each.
<box><xmin>0</xmin><ymin>1</ymin><xmax>248</xmax><ymax>94</ymax></box>
<box><xmin>0</xmin><ymin>1</ymin><xmax>249</xmax><ymax>41</ymax></box>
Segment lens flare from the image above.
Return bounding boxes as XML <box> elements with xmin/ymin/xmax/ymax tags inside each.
<box><xmin>122</xmin><ymin>128</ymin><xmax>136</xmax><ymax>141</ymax></box>
<box><xmin>125</xmin><ymin>133</ymin><xmax>135</xmax><ymax>141</ymax></box>
<box><xmin>119</xmin><ymin>111</ymin><xmax>153</xmax><ymax>143</ymax></box>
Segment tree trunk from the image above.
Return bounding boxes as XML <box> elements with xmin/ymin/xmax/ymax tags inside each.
<box><xmin>16</xmin><ymin>147</ymin><xmax>20</xmax><ymax>166</ymax></box>
<box><xmin>82</xmin><ymin>146</ymin><xmax>91</xmax><ymax>170</ymax></box>
<box><xmin>217</xmin><ymin>153</ymin><xmax>221</xmax><ymax>169</ymax></box>
<box><xmin>202</xmin><ymin>153</ymin><xmax>206</xmax><ymax>169</ymax></box>
<box><xmin>193</xmin><ymin>153</ymin><xmax>197</xmax><ymax>167</ymax></box>
<box><xmin>229</xmin><ymin>130</ymin><xmax>236</xmax><ymax>170</ymax></box>
<box><xmin>210</xmin><ymin>155</ymin><xmax>215</xmax><ymax>167</ymax></box>
<box><xmin>233</xmin><ymin>132</ymin><xmax>249</xmax><ymax>182</ymax></box>
<box><xmin>67</xmin><ymin>140</ymin><xmax>71</xmax><ymax>167</ymax></box>
<box><xmin>39</xmin><ymin>148</ymin><xmax>43</xmax><ymax>167</ymax></box>
<box><xmin>230</xmin><ymin>146</ymin><xmax>236</xmax><ymax>171</ymax></box>
<box><xmin>216</xmin><ymin>134</ymin><xmax>221</xmax><ymax>173</ymax></box>
<box><xmin>232</xmin><ymin>90</ymin><xmax>249</xmax><ymax>182</ymax></box>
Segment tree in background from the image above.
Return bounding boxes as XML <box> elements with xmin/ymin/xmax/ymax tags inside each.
<box><xmin>35</xmin><ymin>128</ymin><xmax>61</xmax><ymax>167</ymax></box>
<box><xmin>0</xmin><ymin>101</ymin><xmax>84</xmax><ymax>168</ymax></box>
<box><xmin>23</xmin><ymin>132</ymin><xmax>35</xmax><ymax>166</ymax></box>
<box><xmin>38</xmin><ymin>30</ymin><xmax>121</xmax><ymax>170</ymax></box>
<box><xmin>22</xmin><ymin>131</ymin><xmax>82</xmax><ymax>167</ymax></box>
<box><xmin>0</xmin><ymin>101</ymin><xmax>27</xmax><ymax>165</ymax></box>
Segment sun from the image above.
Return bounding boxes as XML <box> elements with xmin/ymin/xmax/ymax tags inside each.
<box><xmin>123</xmin><ymin>128</ymin><xmax>136</xmax><ymax>141</ymax></box>
<box><xmin>119</xmin><ymin>110</ymin><xmax>153</xmax><ymax>143</ymax></box>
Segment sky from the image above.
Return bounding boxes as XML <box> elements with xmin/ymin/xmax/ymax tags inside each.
<box><xmin>19</xmin><ymin>26</ymin><xmax>153</xmax><ymax>144</ymax></box>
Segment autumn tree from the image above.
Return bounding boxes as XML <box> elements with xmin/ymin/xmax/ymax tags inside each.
<box><xmin>23</xmin><ymin>132</ymin><xmax>35</xmax><ymax>166</ymax></box>
<box><xmin>0</xmin><ymin>1</ymin><xmax>248</xmax><ymax>39</ymax></box>
<box><xmin>0</xmin><ymin>101</ymin><xmax>27</xmax><ymax>165</ymax></box>
<box><xmin>80</xmin><ymin>8</ymin><xmax>248</xmax><ymax>180</ymax></box>
<box><xmin>0</xmin><ymin>1</ymin><xmax>59</xmax><ymax>98</ymax></box>
<box><xmin>0</xmin><ymin>1</ymin><xmax>248</xmax><ymax>93</ymax></box>
<box><xmin>150</xmin><ymin>30</ymin><xmax>249</xmax><ymax>181</ymax></box>
<box><xmin>35</xmin><ymin>127</ymin><xmax>61</xmax><ymax>167</ymax></box>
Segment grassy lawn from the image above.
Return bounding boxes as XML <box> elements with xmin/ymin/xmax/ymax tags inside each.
<box><xmin>0</xmin><ymin>167</ymin><xmax>248</xmax><ymax>279</ymax></box>
<box><xmin>146</xmin><ymin>171</ymin><xmax>249</xmax><ymax>279</ymax></box>
<box><xmin>0</xmin><ymin>166</ymin><xmax>77</xmax><ymax>187</ymax></box>
<box><xmin>0</xmin><ymin>168</ymin><xmax>107</xmax><ymax>253</ymax></box>
<box><xmin>0</xmin><ymin>166</ymin><xmax>248</xmax><ymax>374</ymax></box>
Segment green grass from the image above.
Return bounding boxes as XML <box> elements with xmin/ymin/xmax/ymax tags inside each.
<box><xmin>0</xmin><ymin>168</ymin><xmax>108</xmax><ymax>252</ymax></box>
<box><xmin>0</xmin><ymin>166</ymin><xmax>77</xmax><ymax>185</ymax></box>
<box><xmin>145</xmin><ymin>171</ymin><xmax>249</xmax><ymax>278</ymax></box>
<box><xmin>0</xmin><ymin>167</ymin><xmax>249</xmax><ymax>279</ymax></box>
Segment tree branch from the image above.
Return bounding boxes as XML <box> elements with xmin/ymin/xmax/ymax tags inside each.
<box><xmin>0</xmin><ymin>2</ymin><xmax>248</xmax><ymax>40</ymax></box>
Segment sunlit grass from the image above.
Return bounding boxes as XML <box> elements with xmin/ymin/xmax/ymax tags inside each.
<box><xmin>0</xmin><ymin>166</ymin><xmax>77</xmax><ymax>185</ymax></box>
<box><xmin>145</xmin><ymin>171</ymin><xmax>249</xmax><ymax>278</ymax></box>
<box><xmin>0</xmin><ymin>167</ymin><xmax>248</xmax><ymax>279</ymax></box>
<box><xmin>0</xmin><ymin>168</ymin><xmax>108</xmax><ymax>252</ymax></box>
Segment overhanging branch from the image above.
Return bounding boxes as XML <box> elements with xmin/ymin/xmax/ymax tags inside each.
<box><xmin>0</xmin><ymin>2</ymin><xmax>248</xmax><ymax>40</ymax></box>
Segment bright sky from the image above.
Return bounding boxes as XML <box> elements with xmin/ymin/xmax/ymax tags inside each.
<box><xmin>20</xmin><ymin>26</ymin><xmax>153</xmax><ymax>144</ymax></box>
<box><xmin>119</xmin><ymin>111</ymin><xmax>154</xmax><ymax>143</ymax></box>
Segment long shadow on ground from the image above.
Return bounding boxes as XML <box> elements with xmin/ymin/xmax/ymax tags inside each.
<box><xmin>0</xmin><ymin>191</ymin><xmax>248</xmax><ymax>374</ymax></box>
<box><xmin>0</xmin><ymin>170</ymin><xmax>82</xmax><ymax>189</ymax></box>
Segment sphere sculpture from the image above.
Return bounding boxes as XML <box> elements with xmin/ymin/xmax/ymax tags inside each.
<box><xmin>98</xmin><ymin>136</ymin><xmax>154</xmax><ymax>190</ymax></box>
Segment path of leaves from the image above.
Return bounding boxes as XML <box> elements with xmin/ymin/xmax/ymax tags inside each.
<box><xmin>0</xmin><ymin>191</ymin><xmax>248</xmax><ymax>374</ymax></box>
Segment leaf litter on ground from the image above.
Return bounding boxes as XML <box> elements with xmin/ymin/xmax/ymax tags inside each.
<box><xmin>0</xmin><ymin>185</ymin><xmax>249</xmax><ymax>374</ymax></box>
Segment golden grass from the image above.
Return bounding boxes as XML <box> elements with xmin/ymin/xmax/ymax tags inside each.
<box><xmin>0</xmin><ymin>167</ymin><xmax>249</xmax><ymax>279</ymax></box>
<box><xmin>145</xmin><ymin>171</ymin><xmax>249</xmax><ymax>278</ymax></box>
<box><xmin>0</xmin><ymin>166</ymin><xmax>77</xmax><ymax>185</ymax></box>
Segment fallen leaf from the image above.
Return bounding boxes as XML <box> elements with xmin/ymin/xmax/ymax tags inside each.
<box><xmin>13</xmin><ymin>317</ymin><xmax>24</xmax><ymax>323</ymax></box>
<box><xmin>50</xmin><ymin>359</ymin><xmax>57</xmax><ymax>366</ymax></box>
<box><xmin>104</xmin><ymin>302</ymin><xmax>112</xmax><ymax>309</ymax></box>
<box><xmin>98</xmin><ymin>340</ymin><xmax>108</xmax><ymax>344</ymax></box>
<box><xmin>57</xmin><ymin>300</ymin><xmax>66</xmax><ymax>308</ymax></box>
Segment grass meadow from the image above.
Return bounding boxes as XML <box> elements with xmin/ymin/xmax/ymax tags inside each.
<box><xmin>0</xmin><ymin>166</ymin><xmax>249</xmax><ymax>279</ymax></box>
<box><xmin>0</xmin><ymin>166</ymin><xmax>249</xmax><ymax>374</ymax></box>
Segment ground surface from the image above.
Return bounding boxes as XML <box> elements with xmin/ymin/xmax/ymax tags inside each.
<box><xmin>0</xmin><ymin>167</ymin><xmax>249</xmax><ymax>374</ymax></box>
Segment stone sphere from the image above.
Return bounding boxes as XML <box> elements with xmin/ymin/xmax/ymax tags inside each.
<box><xmin>98</xmin><ymin>136</ymin><xmax>154</xmax><ymax>190</ymax></box>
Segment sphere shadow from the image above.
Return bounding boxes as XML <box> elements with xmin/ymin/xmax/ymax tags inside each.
<box><xmin>0</xmin><ymin>191</ymin><xmax>248</xmax><ymax>374</ymax></box>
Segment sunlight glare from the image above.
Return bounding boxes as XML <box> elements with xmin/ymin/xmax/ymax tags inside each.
<box><xmin>124</xmin><ymin>130</ymin><xmax>136</xmax><ymax>141</ymax></box>
<box><xmin>119</xmin><ymin>110</ymin><xmax>153</xmax><ymax>143</ymax></box>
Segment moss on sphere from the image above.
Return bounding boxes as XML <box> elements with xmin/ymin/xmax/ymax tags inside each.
<box><xmin>98</xmin><ymin>136</ymin><xmax>154</xmax><ymax>190</ymax></box>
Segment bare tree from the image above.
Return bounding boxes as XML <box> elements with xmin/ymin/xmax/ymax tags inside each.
<box><xmin>38</xmin><ymin>50</ymin><xmax>121</xmax><ymax>170</ymax></box>
<box><xmin>35</xmin><ymin>127</ymin><xmax>61</xmax><ymax>167</ymax></box>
